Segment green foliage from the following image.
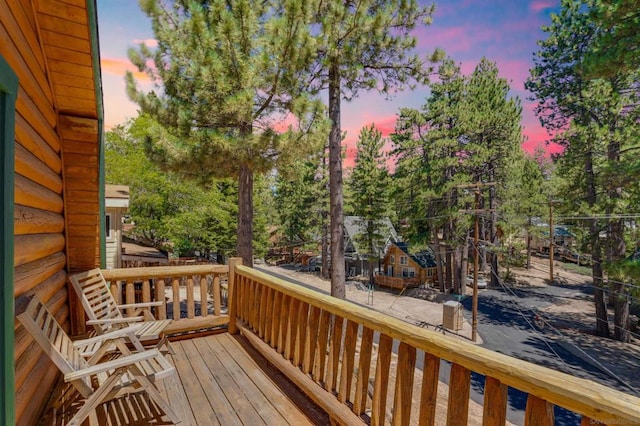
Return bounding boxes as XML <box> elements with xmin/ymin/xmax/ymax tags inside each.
<box><xmin>501</xmin><ymin>154</ymin><xmax>547</xmax><ymax>241</ymax></box>
<box><xmin>527</xmin><ymin>0</ymin><xmax>640</xmax><ymax>249</ymax></box>
<box><xmin>127</xmin><ymin>0</ymin><xmax>323</xmax><ymax>175</ymax></box>
<box><xmin>391</xmin><ymin>59</ymin><xmax>469</xmax><ymax>246</ymax></box>
<box><xmin>273</xmin><ymin>150</ymin><xmax>327</xmax><ymax>251</ymax></box>
<box><xmin>391</xmin><ymin>58</ymin><xmax>523</xmax><ymax>246</ymax></box>
<box><xmin>105</xmin><ymin>116</ymin><xmax>236</xmax><ymax>257</ymax></box>
<box><xmin>580</xmin><ymin>0</ymin><xmax>640</xmax><ymax>79</ymax></box>
<box><xmin>345</xmin><ymin>124</ymin><xmax>393</xmax><ymax>259</ymax></box>
<box><xmin>311</xmin><ymin>0</ymin><xmax>441</xmax><ymax>97</ymax></box>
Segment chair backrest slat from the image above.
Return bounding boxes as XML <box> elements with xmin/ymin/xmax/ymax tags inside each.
<box><xmin>17</xmin><ymin>296</ymin><xmax>93</xmax><ymax>397</ymax></box>
<box><xmin>69</xmin><ymin>268</ymin><xmax>124</xmax><ymax>334</ymax></box>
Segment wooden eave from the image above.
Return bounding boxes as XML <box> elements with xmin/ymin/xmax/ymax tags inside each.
<box><xmin>36</xmin><ymin>0</ymin><xmax>104</xmax><ymax>273</ymax></box>
<box><xmin>36</xmin><ymin>0</ymin><xmax>99</xmax><ymax>121</ymax></box>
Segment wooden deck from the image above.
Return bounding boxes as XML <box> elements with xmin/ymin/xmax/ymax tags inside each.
<box><xmin>42</xmin><ymin>333</ymin><xmax>328</xmax><ymax>425</ymax></box>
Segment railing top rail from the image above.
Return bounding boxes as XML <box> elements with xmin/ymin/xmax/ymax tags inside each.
<box><xmin>102</xmin><ymin>265</ymin><xmax>228</xmax><ymax>280</ymax></box>
<box><xmin>235</xmin><ymin>265</ymin><xmax>640</xmax><ymax>424</ymax></box>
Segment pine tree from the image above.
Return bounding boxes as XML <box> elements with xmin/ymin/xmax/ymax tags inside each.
<box><xmin>463</xmin><ymin>58</ymin><xmax>523</xmax><ymax>286</ymax></box>
<box><xmin>310</xmin><ymin>0</ymin><xmax>441</xmax><ymax>298</ymax></box>
<box><xmin>126</xmin><ymin>0</ymin><xmax>323</xmax><ymax>266</ymax></box>
<box><xmin>501</xmin><ymin>154</ymin><xmax>547</xmax><ymax>269</ymax></box>
<box><xmin>392</xmin><ymin>58</ymin><xmax>523</xmax><ymax>292</ymax></box>
<box><xmin>274</xmin><ymin>150</ymin><xmax>327</xmax><ymax>259</ymax></box>
<box><xmin>392</xmin><ymin>59</ymin><xmax>471</xmax><ymax>293</ymax></box>
<box><xmin>346</xmin><ymin>124</ymin><xmax>392</xmax><ymax>285</ymax></box>
<box><xmin>580</xmin><ymin>0</ymin><xmax>640</xmax><ymax>79</ymax></box>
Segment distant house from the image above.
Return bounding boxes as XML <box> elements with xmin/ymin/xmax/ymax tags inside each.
<box><xmin>375</xmin><ymin>242</ymin><xmax>437</xmax><ymax>289</ymax></box>
<box><xmin>530</xmin><ymin>224</ymin><xmax>575</xmax><ymax>254</ymax></box>
<box><xmin>343</xmin><ymin>216</ymin><xmax>398</xmax><ymax>276</ymax></box>
<box><xmin>121</xmin><ymin>237</ymin><xmax>169</xmax><ymax>267</ymax></box>
<box><xmin>105</xmin><ymin>185</ymin><xmax>129</xmax><ymax>269</ymax></box>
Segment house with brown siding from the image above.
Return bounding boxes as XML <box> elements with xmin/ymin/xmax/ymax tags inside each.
<box><xmin>1</xmin><ymin>1</ymin><xmax>103</xmax><ymax>423</ymax></box>
<box><xmin>375</xmin><ymin>241</ymin><xmax>437</xmax><ymax>289</ymax></box>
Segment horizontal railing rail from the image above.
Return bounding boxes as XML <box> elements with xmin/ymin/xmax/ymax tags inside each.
<box><xmin>230</xmin><ymin>264</ymin><xmax>640</xmax><ymax>425</ymax></box>
<box><xmin>102</xmin><ymin>265</ymin><xmax>229</xmax><ymax>334</ymax></box>
<box><xmin>374</xmin><ymin>275</ymin><xmax>420</xmax><ymax>289</ymax></box>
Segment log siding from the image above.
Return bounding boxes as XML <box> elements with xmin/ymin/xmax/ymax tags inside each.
<box><xmin>1</xmin><ymin>1</ymin><xmax>102</xmax><ymax>424</ymax></box>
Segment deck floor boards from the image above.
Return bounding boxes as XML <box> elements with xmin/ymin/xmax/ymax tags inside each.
<box><xmin>41</xmin><ymin>333</ymin><xmax>321</xmax><ymax>425</ymax></box>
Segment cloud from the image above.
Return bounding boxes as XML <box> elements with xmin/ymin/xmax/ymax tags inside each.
<box><xmin>133</xmin><ymin>38</ymin><xmax>158</xmax><ymax>48</ymax></box>
<box><xmin>420</xmin><ymin>26</ymin><xmax>472</xmax><ymax>53</ymax></box>
<box><xmin>529</xmin><ymin>1</ymin><xmax>555</xmax><ymax>12</ymax></box>
<box><xmin>101</xmin><ymin>57</ymin><xmax>152</xmax><ymax>83</ymax></box>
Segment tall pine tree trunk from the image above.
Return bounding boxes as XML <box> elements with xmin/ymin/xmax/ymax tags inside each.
<box><xmin>237</xmin><ymin>161</ymin><xmax>254</xmax><ymax>267</ymax></box>
<box><xmin>433</xmin><ymin>235</ymin><xmax>445</xmax><ymax>292</ymax></box>
<box><xmin>607</xmin><ymin>139</ymin><xmax>629</xmax><ymax>342</ymax></box>
<box><xmin>460</xmin><ymin>230</ymin><xmax>470</xmax><ymax>292</ymax></box>
<box><xmin>328</xmin><ymin>59</ymin><xmax>346</xmax><ymax>298</ymax></box>
<box><xmin>610</xmin><ymin>219</ymin><xmax>629</xmax><ymax>342</ymax></box>
<box><xmin>321</xmin><ymin>153</ymin><xmax>330</xmax><ymax>279</ymax></box>
<box><xmin>585</xmin><ymin>151</ymin><xmax>609</xmax><ymax>337</ymax></box>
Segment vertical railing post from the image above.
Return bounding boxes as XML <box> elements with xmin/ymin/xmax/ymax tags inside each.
<box><xmin>228</xmin><ymin>257</ymin><xmax>242</xmax><ymax>334</ymax></box>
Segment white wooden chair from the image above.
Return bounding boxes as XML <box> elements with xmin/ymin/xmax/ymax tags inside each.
<box><xmin>17</xmin><ymin>295</ymin><xmax>181</xmax><ymax>425</ymax></box>
<box><xmin>69</xmin><ymin>268</ymin><xmax>173</xmax><ymax>353</ymax></box>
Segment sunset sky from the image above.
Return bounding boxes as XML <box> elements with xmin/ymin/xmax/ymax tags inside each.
<box><xmin>96</xmin><ymin>0</ymin><xmax>561</xmax><ymax>167</ymax></box>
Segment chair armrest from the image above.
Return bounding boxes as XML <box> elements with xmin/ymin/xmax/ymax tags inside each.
<box><xmin>117</xmin><ymin>301</ymin><xmax>163</xmax><ymax>309</ymax></box>
<box><xmin>64</xmin><ymin>349</ymin><xmax>162</xmax><ymax>382</ymax></box>
<box><xmin>72</xmin><ymin>324</ymin><xmax>143</xmax><ymax>348</ymax></box>
<box><xmin>86</xmin><ymin>316</ymin><xmax>143</xmax><ymax>325</ymax></box>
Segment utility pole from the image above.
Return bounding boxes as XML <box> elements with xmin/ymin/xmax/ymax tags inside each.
<box><xmin>472</xmin><ymin>188</ymin><xmax>480</xmax><ymax>342</ymax></box>
<box><xmin>457</xmin><ymin>182</ymin><xmax>495</xmax><ymax>342</ymax></box>
<box><xmin>548</xmin><ymin>200</ymin><xmax>559</xmax><ymax>283</ymax></box>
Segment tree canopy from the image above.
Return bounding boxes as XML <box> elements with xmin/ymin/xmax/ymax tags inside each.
<box><xmin>105</xmin><ymin>116</ymin><xmax>236</xmax><ymax>257</ymax></box>
<box><xmin>580</xmin><ymin>0</ymin><xmax>640</xmax><ymax>79</ymax></box>
<box><xmin>392</xmin><ymin>57</ymin><xmax>522</xmax><ymax>292</ymax></box>
<box><xmin>126</xmin><ymin>0</ymin><xmax>325</xmax><ymax>266</ymax></box>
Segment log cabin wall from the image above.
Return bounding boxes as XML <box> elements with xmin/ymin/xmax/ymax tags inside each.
<box><xmin>1</xmin><ymin>1</ymin><xmax>103</xmax><ymax>424</ymax></box>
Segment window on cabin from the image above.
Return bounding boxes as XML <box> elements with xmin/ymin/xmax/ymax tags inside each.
<box><xmin>105</xmin><ymin>213</ymin><xmax>113</xmax><ymax>241</ymax></box>
<box><xmin>400</xmin><ymin>256</ymin><xmax>408</xmax><ymax>265</ymax></box>
<box><xmin>402</xmin><ymin>267</ymin><xmax>415</xmax><ymax>278</ymax></box>
<box><xmin>390</xmin><ymin>255</ymin><xmax>395</xmax><ymax>264</ymax></box>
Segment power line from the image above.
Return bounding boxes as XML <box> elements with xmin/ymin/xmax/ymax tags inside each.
<box><xmin>481</xmin><ymin>258</ymin><xmax>640</xmax><ymax>394</ymax></box>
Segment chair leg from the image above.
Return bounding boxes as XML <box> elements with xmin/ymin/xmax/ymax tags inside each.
<box><xmin>67</xmin><ymin>368</ymin><xmax>126</xmax><ymax>426</ymax></box>
<box><xmin>158</xmin><ymin>335</ymin><xmax>175</xmax><ymax>355</ymax></box>
<box><xmin>129</xmin><ymin>365</ymin><xmax>181</xmax><ymax>424</ymax></box>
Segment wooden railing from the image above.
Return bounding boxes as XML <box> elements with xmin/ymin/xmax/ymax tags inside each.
<box><xmin>229</xmin><ymin>263</ymin><xmax>640</xmax><ymax>425</ymax></box>
<box><xmin>374</xmin><ymin>274</ymin><xmax>420</xmax><ymax>289</ymax></box>
<box><xmin>102</xmin><ymin>265</ymin><xmax>229</xmax><ymax>334</ymax></box>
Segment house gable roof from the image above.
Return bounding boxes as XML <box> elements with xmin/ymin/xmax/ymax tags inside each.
<box><xmin>344</xmin><ymin>216</ymin><xmax>397</xmax><ymax>255</ymax></box>
<box><xmin>390</xmin><ymin>242</ymin><xmax>436</xmax><ymax>268</ymax></box>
